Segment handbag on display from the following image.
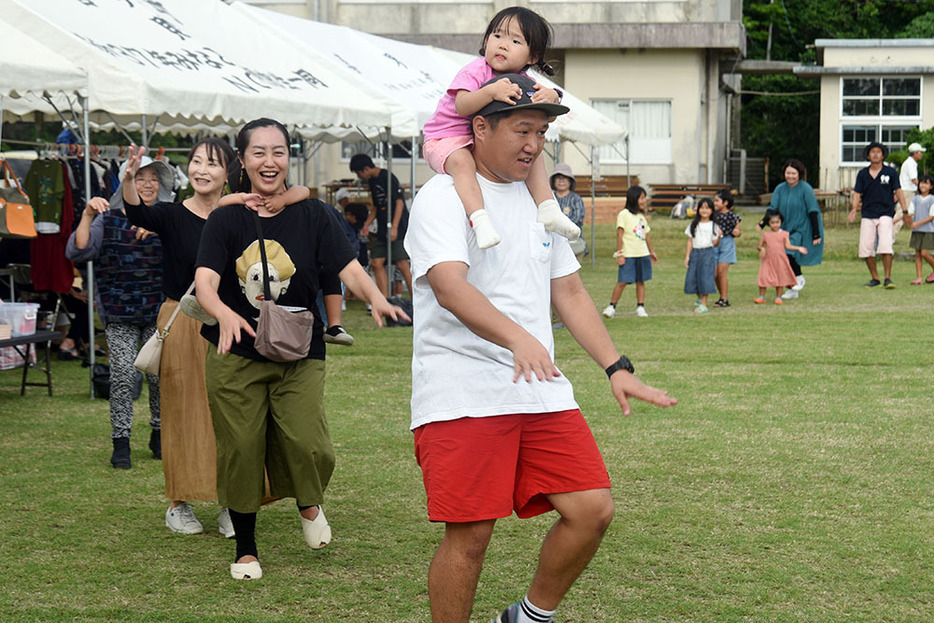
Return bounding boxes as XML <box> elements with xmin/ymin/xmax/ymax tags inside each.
<box><xmin>133</xmin><ymin>281</ymin><xmax>194</xmax><ymax>375</ymax></box>
<box><xmin>251</xmin><ymin>212</ymin><xmax>314</xmax><ymax>362</ymax></box>
<box><xmin>0</xmin><ymin>160</ymin><xmax>37</xmax><ymax>239</ymax></box>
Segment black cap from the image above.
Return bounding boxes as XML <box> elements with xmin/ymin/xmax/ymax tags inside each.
<box><xmin>864</xmin><ymin>141</ymin><xmax>888</xmax><ymax>160</ymax></box>
<box><xmin>473</xmin><ymin>73</ymin><xmax>570</xmax><ymax>119</ymax></box>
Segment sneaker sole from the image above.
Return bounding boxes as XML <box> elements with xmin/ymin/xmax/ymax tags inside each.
<box><xmin>165</xmin><ymin>522</ymin><xmax>204</xmax><ymax>535</ymax></box>
<box><xmin>323</xmin><ymin>335</ymin><xmax>355</xmax><ymax>346</ymax></box>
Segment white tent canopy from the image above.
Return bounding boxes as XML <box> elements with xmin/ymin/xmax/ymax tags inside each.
<box><xmin>237</xmin><ymin>2</ymin><xmax>626</xmax><ymax>147</ymax></box>
<box><xmin>0</xmin><ymin>17</ymin><xmax>87</xmax><ymax>101</ymax></box>
<box><xmin>0</xmin><ymin>0</ymin><xmax>393</xmax><ymax>138</ymax></box>
<box><xmin>0</xmin><ymin>15</ymin><xmax>89</xmax><ymax>146</ymax></box>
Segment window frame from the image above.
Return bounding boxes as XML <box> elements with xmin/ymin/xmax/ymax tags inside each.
<box><xmin>838</xmin><ymin>76</ymin><xmax>922</xmax><ymax>166</ymax></box>
<box><xmin>590</xmin><ymin>98</ymin><xmax>673</xmax><ymax>165</ymax></box>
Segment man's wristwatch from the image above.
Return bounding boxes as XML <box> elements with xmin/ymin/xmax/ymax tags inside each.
<box><xmin>605</xmin><ymin>355</ymin><xmax>634</xmax><ymax>378</ymax></box>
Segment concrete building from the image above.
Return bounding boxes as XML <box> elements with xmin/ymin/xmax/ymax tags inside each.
<box><xmin>248</xmin><ymin>0</ymin><xmax>745</xmax><ymax>191</ymax></box>
<box><xmin>796</xmin><ymin>39</ymin><xmax>934</xmax><ymax>192</ymax></box>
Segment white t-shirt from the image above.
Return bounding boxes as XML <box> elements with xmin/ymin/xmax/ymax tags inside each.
<box><xmin>684</xmin><ymin>220</ymin><xmax>720</xmax><ymax>248</ymax></box>
<box><xmin>404</xmin><ymin>174</ymin><xmax>581</xmax><ymax>429</ymax></box>
<box><xmin>900</xmin><ymin>157</ymin><xmax>919</xmax><ymax>192</ymax></box>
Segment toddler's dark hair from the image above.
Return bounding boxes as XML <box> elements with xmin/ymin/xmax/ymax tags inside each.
<box><xmin>480</xmin><ymin>7</ymin><xmax>556</xmax><ymax>76</ymax></box>
<box><xmin>714</xmin><ymin>188</ymin><xmax>734</xmax><ymax>210</ymax></box>
<box><xmin>919</xmin><ymin>174</ymin><xmax>934</xmax><ymax>190</ymax></box>
<box><xmin>689</xmin><ymin>197</ymin><xmax>715</xmax><ymax>237</ymax></box>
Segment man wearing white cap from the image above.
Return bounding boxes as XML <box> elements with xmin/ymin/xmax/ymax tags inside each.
<box><xmin>335</xmin><ymin>186</ymin><xmax>353</xmax><ymax>208</ymax></box>
<box><xmin>898</xmin><ymin>142</ymin><xmax>927</xmax><ymax>238</ymax></box>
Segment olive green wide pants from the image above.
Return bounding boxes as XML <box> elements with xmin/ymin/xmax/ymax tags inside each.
<box><xmin>205</xmin><ymin>350</ymin><xmax>334</xmax><ymax>513</ymax></box>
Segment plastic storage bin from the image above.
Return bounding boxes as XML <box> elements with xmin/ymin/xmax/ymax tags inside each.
<box><xmin>0</xmin><ymin>302</ymin><xmax>40</xmax><ymax>337</ymax></box>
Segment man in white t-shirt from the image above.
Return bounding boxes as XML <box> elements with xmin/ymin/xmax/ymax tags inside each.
<box><xmin>898</xmin><ymin>142</ymin><xmax>926</xmax><ymax>237</ymax></box>
<box><xmin>405</xmin><ymin>73</ymin><xmax>677</xmax><ymax>623</ymax></box>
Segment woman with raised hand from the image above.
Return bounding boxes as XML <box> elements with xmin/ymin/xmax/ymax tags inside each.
<box><xmin>123</xmin><ymin>139</ymin><xmax>235</xmax><ymax>538</ymax></box>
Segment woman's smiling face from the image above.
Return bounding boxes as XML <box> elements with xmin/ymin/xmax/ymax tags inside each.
<box><xmin>241</xmin><ymin>126</ymin><xmax>289</xmax><ymax>195</ymax></box>
<box><xmin>134</xmin><ymin>166</ymin><xmax>161</xmax><ymax>205</ymax></box>
<box><xmin>187</xmin><ymin>144</ymin><xmax>227</xmax><ymax>196</ymax></box>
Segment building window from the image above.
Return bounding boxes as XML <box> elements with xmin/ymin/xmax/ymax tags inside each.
<box><xmin>840</xmin><ymin>77</ymin><xmax>921</xmax><ymax>165</ymax></box>
<box><xmin>591</xmin><ymin>100</ymin><xmax>672</xmax><ymax>165</ymax></box>
<box><xmin>842</xmin><ymin>77</ymin><xmax>920</xmax><ymax>117</ymax></box>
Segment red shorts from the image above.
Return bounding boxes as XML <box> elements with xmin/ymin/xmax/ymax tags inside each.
<box><xmin>413</xmin><ymin>410</ymin><xmax>611</xmax><ymax>522</ymax></box>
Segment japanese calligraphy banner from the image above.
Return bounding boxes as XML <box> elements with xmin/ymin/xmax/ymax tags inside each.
<box><xmin>0</xmin><ymin>0</ymin><xmax>393</xmax><ymax>135</ymax></box>
<box><xmin>236</xmin><ymin>2</ymin><xmax>627</xmax><ymax>147</ymax></box>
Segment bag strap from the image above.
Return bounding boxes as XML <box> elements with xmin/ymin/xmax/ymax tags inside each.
<box><xmin>161</xmin><ymin>281</ymin><xmax>196</xmax><ymax>333</ymax></box>
<box><xmin>1</xmin><ymin>160</ymin><xmax>23</xmax><ymax>192</ymax></box>
<box><xmin>251</xmin><ymin>211</ymin><xmax>274</xmax><ymax>304</ymax></box>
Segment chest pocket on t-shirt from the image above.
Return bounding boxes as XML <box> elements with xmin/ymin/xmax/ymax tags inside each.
<box><xmin>528</xmin><ymin>222</ymin><xmax>552</xmax><ymax>262</ymax></box>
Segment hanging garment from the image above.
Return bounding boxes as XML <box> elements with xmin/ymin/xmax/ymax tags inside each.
<box><xmin>24</xmin><ymin>158</ymin><xmax>65</xmax><ymax>234</ymax></box>
<box><xmin>30</xmin><ymin>160</ymin><xmax>74</xmax><ymax>293</ymax></box>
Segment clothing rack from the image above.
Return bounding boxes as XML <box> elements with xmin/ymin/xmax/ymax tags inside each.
<box><xmin>0</xmin><ymin>138</ymin><xmax>189</xmax><ymax>159</ymax></box>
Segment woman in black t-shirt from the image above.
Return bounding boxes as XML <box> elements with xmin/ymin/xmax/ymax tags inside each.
<box><xmin>124</xmin><ymin>138</ymin><xmax>236</xmax><ymax>538</ymax></box>
<box><xmin>194</xmin><ymin>118</ymin><xmax>405</xmax><ymax>581</ymax></box>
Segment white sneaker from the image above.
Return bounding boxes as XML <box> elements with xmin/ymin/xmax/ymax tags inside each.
<box><xmin>781</xmin><ymin>289</ymin><xmax>799</xmax><ymax>299</ymax></box>
<box><xmin>791</xmin><ymin>275</ymin><xmax>805</xmax><ymax>291</ymax></box>
<box><xmin>602</xmin><ymin>304</ymin><xmax>616</xmax><ymax>318</ymax></box>
<box><xmin>165</xmin><ymin>502</ymin><xmax>204</xmax><ymax>535</ymax></box>
<box><xmin>323</xmin><ymin>325</ymin><xmax>355</xmax><ymax>346</ymax></box>
<box><xmin>635</xmin><ymin>306</ymin><xmax>649</xmax><ymax>317</ymax></box>
<box><xmin>218</xmin><ymin>508</ymin><xmax>236</xmax><ymax>539</ymax></box>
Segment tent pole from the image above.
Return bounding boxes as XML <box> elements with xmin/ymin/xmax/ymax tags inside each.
<box><xmin>591</xmin><ymin>146</ymin><xmax>597</xmax><ymax>270</ymax></box>
<box><xmin>82</xmin><ymin>97</ymin><xmax>96</xmax><ymax>397</ymax></box>
<box><xmin>384</xmin><ymin>130</ymin><xmax>392</xmax><ymax>295</ymax></box>
<box><xmin>141</xmin><ymin>114</ymin><xmax>148</xmax><ymax>148</ymax></box>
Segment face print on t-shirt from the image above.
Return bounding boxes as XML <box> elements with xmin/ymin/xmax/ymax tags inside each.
<box><xmin>632</xmin><ymin>218</ymin><xmax>647</xmax><ymax>242</ymax></box>
<box><xmin>234</xmin><ymin>239</ymin><xmax>296</xmax><ymax>310</ymax></box>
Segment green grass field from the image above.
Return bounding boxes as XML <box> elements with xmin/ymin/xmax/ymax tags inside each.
<box><xmin>2</xmin><ymin>213</ymin><xmax>933</xmax><ymax>621</ymax></box>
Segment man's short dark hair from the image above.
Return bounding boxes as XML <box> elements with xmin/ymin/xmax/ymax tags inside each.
<box><xmin>344</xmin><ymin>202</ymin><xmax>369</xmax><ymax>228</ymax></box>
<box><xmin>350</xmin><ymin>154</ymin><xmax>374</xmax><ymax>172</ymax></box>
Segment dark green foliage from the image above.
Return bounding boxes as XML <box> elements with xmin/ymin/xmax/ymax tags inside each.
<box><xmin>741</xmin><ymin>0</ymin><xmax>934</xmax><ymax>189</ymax></box>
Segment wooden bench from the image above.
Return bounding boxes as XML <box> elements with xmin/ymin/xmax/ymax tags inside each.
<box><xmin>575</xmin><ymin>175</ymin><xmax>641</xmax><ymax>198</ymax></box>
<box><xmin>0</xmin><ymin>330</ymin><xmax>62</xmax><ymax>396</ymax></box>
<box><xmin>650</xmin><ymin>184</ymin><xmax>732</xmax><ymax>211</ymax></box>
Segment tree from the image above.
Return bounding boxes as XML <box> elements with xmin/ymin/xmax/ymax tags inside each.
<box><xmin>740</xmin><ymin>0</ymin><xmax>934</xmax><ymax>190</ymax></box>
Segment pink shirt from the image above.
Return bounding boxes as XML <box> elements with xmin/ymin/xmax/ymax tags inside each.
<box><xmin>422</xmin><ymin>57</ymin><xmax>529</xmax><ymax>140</ymax></box>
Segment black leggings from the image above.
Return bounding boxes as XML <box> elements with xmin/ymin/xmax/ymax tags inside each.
<box><xmin>786</xmin><ymin>254</ymin><xmax>802</xmax><ymax>277</ymax></box>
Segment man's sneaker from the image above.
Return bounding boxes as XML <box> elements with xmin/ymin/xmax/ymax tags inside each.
<box><xmin>601</xmin><ymin>304</ymin><xmax>616</xmax><ymax>318</ymax></box>
<box><xmin>782</xmin><ymin>289</ymin><xmax>799</xmax><ymax>299</ymax></box>
<box><xmin>323</xmin><ymin>325</ymin><xmax>354</xmax><ymax>346</ymax></box>
<box><xmin>492</xmin><ymin>602</ymin><xmax>522</xmax><ymax>623</ymax></box>
<box><xmin>636</xmin><ymin>306</ymin><xmax>648</xmax><ymax>317</ymax></box>
<box><xmin>865</xmin><ymin>279</ymin><xmax>881</xmax><ymax>287</ymax></box>
<box><xmin>884</xmin><ymin>278</ymin><xmax>896</xmax><ymax>289</ymax></box>
<box><xmin>218</xmin><ymin>508</ymin><xmax>236</xmax><ymax>539</ymax></box>
<box><xmin>791</xmin><ymin>275</ymin><xmax>806</xmax><ymax>291</ymax></box>
<box><xmin>165</xmin><ymin>502</ymin><xmax>204</xmax><ymax>535</ymax></box>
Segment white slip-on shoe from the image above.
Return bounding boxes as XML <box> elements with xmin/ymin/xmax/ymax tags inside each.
<box><xmin>230</xmin><ymin>560</ymin><xmax>262</xmax><ymax>580</ymax></box>
<box><xmin>301</xmin><ymin>506</ymin><xmax>332</xmax><ymax>550</ymax></box>
<box><xmin>601</xmin><ymin>305</ymin><xmax>616</xmax><ymax>319</ymax></box>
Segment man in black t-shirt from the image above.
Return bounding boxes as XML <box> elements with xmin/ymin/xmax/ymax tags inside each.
<box><xmin>349</xmin><ymin>154</ymin><xmax>413</xmax><ymax>297</ymax></box>
<box><xmin>848</xmin><ymin>142</ymin><xmax>908</xmax><ymax>288</ymax></box>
